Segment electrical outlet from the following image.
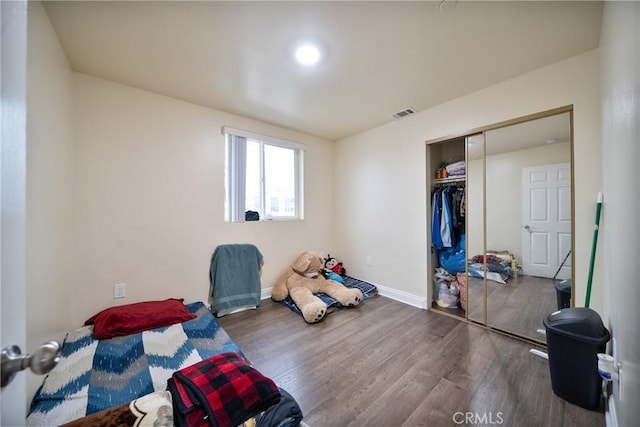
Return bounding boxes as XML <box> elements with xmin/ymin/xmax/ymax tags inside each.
<box><xmin>366</xmin><ymin>256</ymin><xmax>373</xmax><ymax>266</ymax></box>
<box><xmin>114</xmin><ymin>283</ymin><xmax>126</xmax><ymax>299</ymax></box>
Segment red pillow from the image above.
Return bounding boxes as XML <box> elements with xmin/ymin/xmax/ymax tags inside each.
<box><xmin>85</xmin><ymin>298</ymin><xmax>196</xmax><ymax>339</ymax></box>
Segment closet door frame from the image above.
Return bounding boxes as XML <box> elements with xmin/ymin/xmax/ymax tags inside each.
<box><xmin>426</xmin><ymin>138</ymin><xmax>467</xmax><ymax>320</ymax></box>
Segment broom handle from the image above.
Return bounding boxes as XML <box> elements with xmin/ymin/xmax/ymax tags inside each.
<box><xmin>585</xmin><ymin>192</ymin><xmax>603</xmax><ymax>308</ymax></box>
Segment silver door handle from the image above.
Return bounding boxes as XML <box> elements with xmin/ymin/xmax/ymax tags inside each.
<box><xmin>1</xmin><ymin>341</ymin><xmax>61</xmax><ymax>388</ymax></box>
<box><xmin>524</xmin><ymin>225</ymin><xmax>531</xmax><ymax>232</ymax></box>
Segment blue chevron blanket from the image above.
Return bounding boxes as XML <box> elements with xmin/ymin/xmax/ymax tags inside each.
<box><xmin>27</xmin><ymin>302</ymin><xmax>242</xmax><ymax>426</ymax></box>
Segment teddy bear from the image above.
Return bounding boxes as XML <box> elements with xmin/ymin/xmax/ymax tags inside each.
<box><xmin>272</xmin><ymin>252</ymin><xmax>363</xmax><ymax>323</ymax></box>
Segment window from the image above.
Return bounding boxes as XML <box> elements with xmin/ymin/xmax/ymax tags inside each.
<box><xmin>223</xmin><ymin>127</ymin><xmax>304</xmax><ymax>222</ymax></box>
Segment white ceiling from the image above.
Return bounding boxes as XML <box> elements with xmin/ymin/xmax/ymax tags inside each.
<box><xmin>43</xmin><ymin>1</ymin><xmax>603</xmax><ymax>141</ymax></box>
<box><xmin>486</xmin><ymin>111</ymin><xmax>571</xmax><ymax>155</ymax></box>
<box><xmin>467</xmin><ymin>110</ymin><xmax>572</xmax><ymax>159</ymax></box>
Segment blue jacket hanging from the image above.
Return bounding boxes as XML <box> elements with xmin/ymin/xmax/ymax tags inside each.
<box><xmin>440</xmin><ymin>187</ymin><xmax>454</xmax><ymax>248</ymax></box>
<box><xmin>432</xmin><ymin>189</ymin><xmax>443</xmax><ymax>250</ymax></box>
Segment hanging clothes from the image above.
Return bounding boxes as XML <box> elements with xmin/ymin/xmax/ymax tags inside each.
<box><xmin>431</xmin><ymin>185</ymin><xmax>465</xmax><ymax>250</ymax></box>
<box><xmin>432</xmin><ymin>189</ymin><xmax>443</xmax><ymax>250</ymax></box>
<box><xmin>451</xmin><ymin>187</ymin><xmax>465</xmax><ymax>238</ymax></box>
<box><xmin>440</xmin><ymin>187</ymin><xmax>454</xmax><ymax>248</ymax></box>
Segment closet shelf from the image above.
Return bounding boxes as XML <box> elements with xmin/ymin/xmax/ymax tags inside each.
<box><xmin>433</xmin><ymin>176</ymin><xmax>466</xmax><ymax>185</ymax></box>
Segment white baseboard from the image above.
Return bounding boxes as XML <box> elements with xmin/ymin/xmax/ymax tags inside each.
<box><xmin>260</xmin><ymin>283</ymin><xmax>428</xmax><ymax>310</ymax></box>
<box><xmin>261</xmin><ymin>287</ymin><xmax>273</xmax><ymax>300</ymax></box>
<box><xmin>375</xmin><ymin>283</ymin><xmax>428</xmax><ymax>309</ymax></box>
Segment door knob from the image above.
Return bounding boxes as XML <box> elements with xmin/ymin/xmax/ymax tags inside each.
<box><xmin>1</xmin><ymin>341</ymin><xmax>61</xmax><ymax>388</ymax></box>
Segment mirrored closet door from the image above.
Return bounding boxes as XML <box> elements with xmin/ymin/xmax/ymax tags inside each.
<box><xmin>428</xmin><ymin>106</ymin><xmax>574</xmax><ymax>345</ymax></box>
<box><xmin>465</xmin><ymin>134</ymin><xmax>486</xmax><ymax>325</ymax></box>
<box><xmin>484</xmin><ymin>111</ymin><xmax>573</xmax><ymax>343</ymax></box>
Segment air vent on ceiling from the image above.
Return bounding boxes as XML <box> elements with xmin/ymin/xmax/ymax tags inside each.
<box><xmin>392</xmin><ymin>108</ymin><xmax>416</xmax><ymax>119</ymax></box>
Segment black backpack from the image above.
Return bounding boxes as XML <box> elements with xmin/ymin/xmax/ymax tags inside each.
<box><xmin>245</xmin><ymin>210</ymin><xmax>260</xmax><ymax>221</ymax></box>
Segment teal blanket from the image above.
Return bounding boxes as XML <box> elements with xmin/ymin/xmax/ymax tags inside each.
<box><xmin>209</xmin><ymin>244</ymin><xmax>263</xmax><ymax>316</ymax></box>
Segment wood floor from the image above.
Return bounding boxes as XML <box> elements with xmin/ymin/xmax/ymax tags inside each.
<box><xmin>219</xmin><ymin>296</ymin><xmax>604</xmax><ymax>427</ymax></box>
<box><xmin>433</xmin><ymin>274</ymin><xmax>560</xmax><ymax>343</ymax></box>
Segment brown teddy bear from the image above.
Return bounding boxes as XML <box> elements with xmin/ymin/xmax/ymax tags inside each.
<box><xmin>272</xmin><ymin>252</ymin><xmax>363</xmax><ymax>323</ymax></box>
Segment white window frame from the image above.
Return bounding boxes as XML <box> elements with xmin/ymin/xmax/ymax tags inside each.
<box><xmin>223</xmin><ymin>126</ymin><xmax>304</xmax><ymax>222</ymax></box>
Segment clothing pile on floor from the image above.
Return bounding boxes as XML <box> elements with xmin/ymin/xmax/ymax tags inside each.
<box><xmin>434</xmin><ymin>267</ymin><xmax>466</xmax><ymax>309</ymax></box>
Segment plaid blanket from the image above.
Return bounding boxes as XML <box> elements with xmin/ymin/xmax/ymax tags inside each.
<box><xmin>282</xmin><ymin>275</ymin><xmax>378</xmax><ymax>317</ymax></box>
<box><xmin>168</xmin><ymin>352</ymin><xmax>281</xmax><ymax>427</ymax></box>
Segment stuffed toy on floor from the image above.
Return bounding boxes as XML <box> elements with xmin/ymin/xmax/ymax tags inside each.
<box><xmin>322</xmin><ymin>254</ymin><xmax>346</xmax><ymax>283</ymax></box>
<box><xmin>272</xmin><ymin>252</ymin><xmax>363</xmax><ymax>323</ymax></box>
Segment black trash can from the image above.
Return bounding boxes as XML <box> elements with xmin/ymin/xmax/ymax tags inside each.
<box><xmin>543</xmin><ymin>308</ymin><xmax>610</xmax><ymax>410</ymax></box>
<box><xmin>554</xmin><ymin>280</ymin><xmax>572</xmax><ymax>309</ymax></box>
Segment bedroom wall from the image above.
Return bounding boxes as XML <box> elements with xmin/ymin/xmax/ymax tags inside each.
<box><xmin>25</xmin><ymin>0</ymin><xmax>75</xmax><ymax>402</ymax></box>
<box><xmin>334</xmin><ymin>49</ymin><xmax>603</xmax><ymax>315</ymax></box>
<box><xmin>72</xmin><ymin>73</ymin><xmax>334</xmax><ymax>325</ymax></box>
<box><xmin>600</xmin><ymin>2</ymin><xmax>640</xmax><ymax>426</ymax></box>
<box><xmin>467</xmin><ymin>143</ymin><xmax>571</xmax><ymax>263</ymax></box>
<box><xmin>485</xmin><ymin>143</ymin><xmax>571</xmax><ymax>261</ymax></box>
